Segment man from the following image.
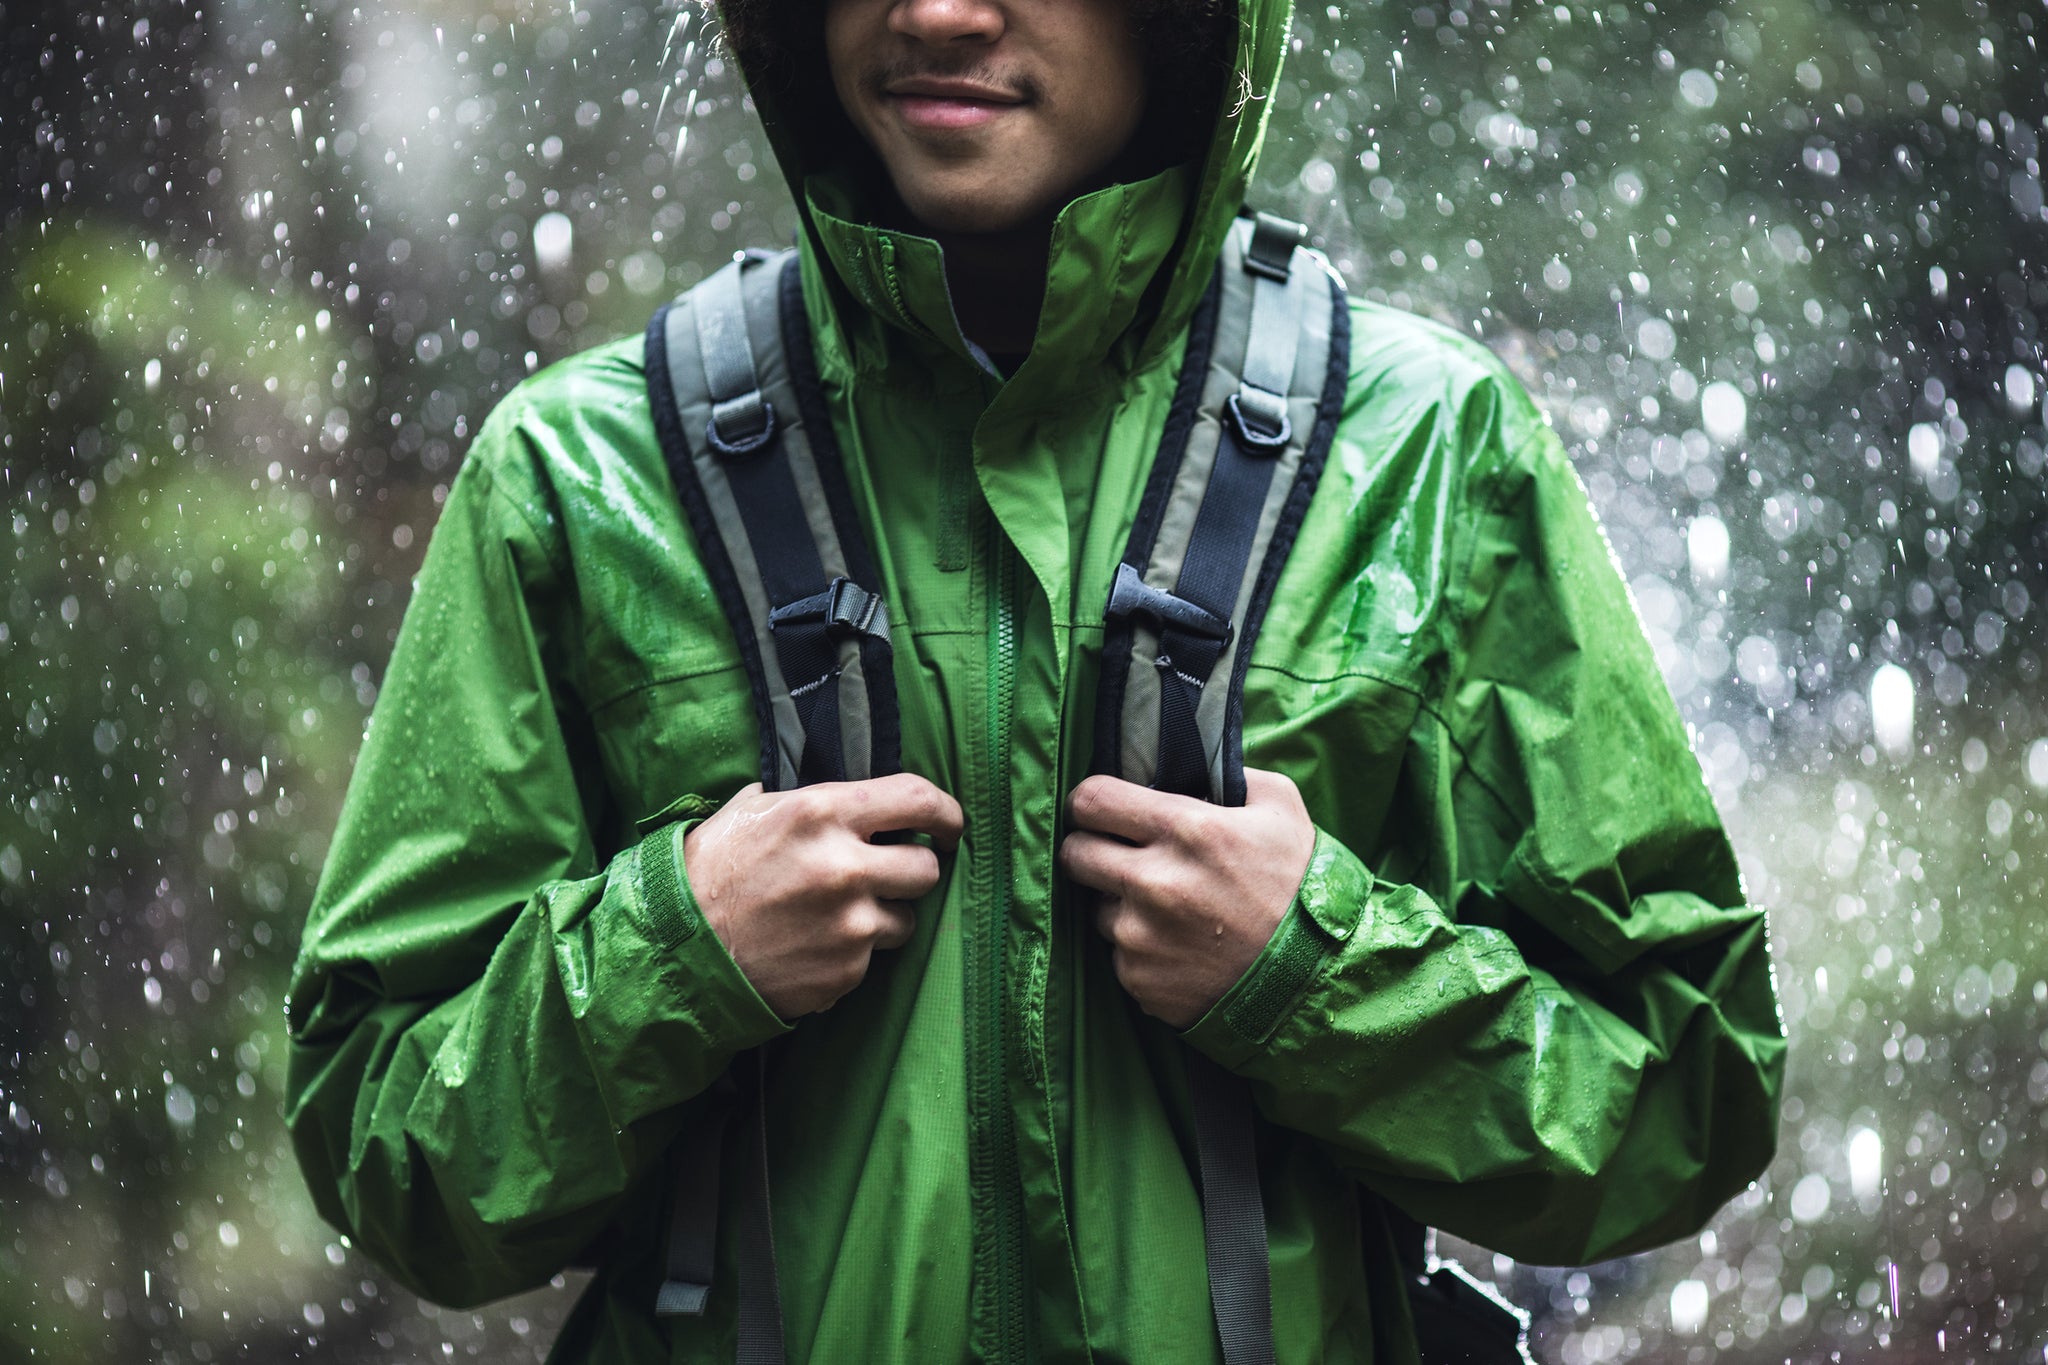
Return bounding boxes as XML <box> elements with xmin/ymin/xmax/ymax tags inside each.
<box><xmin>286</xmin><ymin>0</ymin><xmax>1786</xmax><ymax>1360</ymax></box>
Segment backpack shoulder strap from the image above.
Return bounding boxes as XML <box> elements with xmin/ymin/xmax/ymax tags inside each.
<box><xmin>645</xmin><ymin>247</ymin><xmax>900</xmax><ymax>792</ymax></box>
<box><xmin>1097</xmin><ymin>209</ymin><xmax>1350</xmax><ymax>805</ymax></box>
<box><xmin>1091</xmin><ymin>209</ymin><xmax>1350</xmax><ymax>1365</ymax></box>
<box><xmin>642</xmin><ymin>249</ymin><xmax>901</xmax><ymax>1360</ymax></box>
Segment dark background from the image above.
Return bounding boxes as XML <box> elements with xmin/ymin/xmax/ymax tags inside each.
<box><xmin>4</xmin><ymin>0</ymin><xmax>2044</xmax><ymax>1360</ymax></box>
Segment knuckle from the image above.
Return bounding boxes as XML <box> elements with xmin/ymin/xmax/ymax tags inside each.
<box><xmin>1069</xmin><ymin>778</ymin><xmax>1106</xmax><ymax>823</ymax></box>
<box><xmin>1162</xmin><ymin>801</ymin><xmax>1209</xmax><ymax>850</ymax></box>
<box><xmin>817</xmin><ymin>855</ymin><xmax>863</xmax><ymax>899</ymax></box>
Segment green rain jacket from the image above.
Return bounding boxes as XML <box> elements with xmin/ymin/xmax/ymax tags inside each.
<box><xmin>285</xmin><ymin>1</ymin><xmax>1786</xmax><ymax>1360</ymax></box>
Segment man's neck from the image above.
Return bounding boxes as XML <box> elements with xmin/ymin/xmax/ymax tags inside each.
<box><xmin>931</xmin><ymin>222</ymin><xmax>1051</xmax><ymax>361</ymax></box>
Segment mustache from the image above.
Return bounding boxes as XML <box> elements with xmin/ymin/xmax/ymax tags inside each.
<box><xmin>864</xmin><ymin>56</ymin><xmax>1041</xmax><ymax>104</ymax></box>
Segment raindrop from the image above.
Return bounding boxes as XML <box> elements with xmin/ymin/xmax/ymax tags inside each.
<box><xmin>1907</xmin><ymin>423</ymin><xmax>1941</xmax><ymax>481</ymax></box>
<box><xmin>164</xmin><ymin>1083</ymin><xmax>196</xmax><ymax>1129</ymax></box>
<box><xmin>1676</xmin><ymin>69</ymin><xmax>1717</xmax><ymax>109</ymax></box>
<box><xmin>1700</xmin><ymin>382</ymin><xmax>1747</xmax><ymax>443</ymax></box>
<box><xmin>533</xmin><ymin>211</ymin><xmax>574</xmax><ymax>274</ymax></box>
<box><xmin>2005</xmin><ymin>364</ymin><xmax>2038</xmax><ymax>415</ymax></box>
<box><xmin>1670</xmin><ymin>1279</ymin><xmax>1709</xmax><ymax>1334</ymax></box>
<box><xmin>1789</xmin><ymin>1173</ymin><xmax>1832</xmax><ymax>1224</ymax></box>
<box><xmin>1636</xmin><ymin>317</ymin><xmax>1677</xmax><ymax>361</ymax></box>
<box><xmin>1870</xmin><ymin>664</ymin><xmax>1914</xmax><ymax>757</ymax></box>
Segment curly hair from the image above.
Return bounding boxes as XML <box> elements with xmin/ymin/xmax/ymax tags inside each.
<box><xmin>708</xmin><ymin>0</ymin><xmax>1238</xmax><ymax>164</ymax></box>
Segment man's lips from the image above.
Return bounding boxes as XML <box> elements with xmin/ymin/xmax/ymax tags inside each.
<box><xmin>883</xmin><ymin>78</ymin><xmax>1026</xmax><ymax>132</ymax></box>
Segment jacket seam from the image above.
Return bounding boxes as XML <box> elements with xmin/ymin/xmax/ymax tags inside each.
<box><xmin>586</xmin><ymin>662</ymin><xmax>749</xmax><ymax>718</ymax></box>
<box><xmin>1244</xmin><ymin>659</ymin><xmax>1429</xmax><ymax>693</ymax></box>
<box><xmin>477</xmin><ymin>422</ymin><xmax>577</xmax><ymax>585</ymax></box>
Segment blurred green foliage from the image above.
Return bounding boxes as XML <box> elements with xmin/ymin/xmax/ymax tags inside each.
<box><xmin>3</xmin><ymin>1</ymin><xmax>2044</xmax><ymax>1361</ymax></box>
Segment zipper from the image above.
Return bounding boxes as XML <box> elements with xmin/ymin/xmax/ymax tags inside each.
<box><xmin>970</xmin><ymin>521</ymin><xmax>1030</xmax><ymax>1363</ymax></box>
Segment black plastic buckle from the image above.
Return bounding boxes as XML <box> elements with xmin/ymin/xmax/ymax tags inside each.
<box><xmin>1105</xmin><ymin>563</ymin><xmax>1231</xmax><ymax>642</ymax></box>
<box><xmin>705</xmin><ymin>398</ymin><xmax>778</xmax><ymax>459</ymax></box>
<box><xmin>1225</xmin><ymin>391</ymin><xmax>1292</xmax><ymax>453</ymax></box>
<box><xmin>768</xmin><ymin>576</ymin><xmax>883</xmax><ymax>638</ymax></box>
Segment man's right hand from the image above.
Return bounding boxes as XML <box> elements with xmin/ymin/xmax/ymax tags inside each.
<box><xmin>681</xmin><ymin>773</ymin><xmax>965</xmax><ymax>1019</ymax></box>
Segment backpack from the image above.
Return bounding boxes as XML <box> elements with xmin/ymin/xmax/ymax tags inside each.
<box><xmin>640</xmin><ymin>211</ymin><xmax>1529</xmax><ymax>1365</ymax></box>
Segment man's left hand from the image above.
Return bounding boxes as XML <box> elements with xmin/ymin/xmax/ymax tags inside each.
<box><xmin>1060</xmin><ymin>768</ymin><xmax>1317</xmax><ymax>1030</ymax></box>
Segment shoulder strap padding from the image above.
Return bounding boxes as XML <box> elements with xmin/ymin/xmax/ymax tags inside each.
<box><xmin>645</xmin><ymin>250</ymin><xmax>899</xmax><ymax>791</ymax></box>
<box><xmin>1099</xmin><ymin>211</ymin><xmax>1350</xmax><ymax>806</ymax></box>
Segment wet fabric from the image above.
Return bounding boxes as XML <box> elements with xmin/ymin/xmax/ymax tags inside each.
<box><xmin>283</xmin><ymin>0</ymin><xmax>1786</xmax><ymax>1360</ymax></box>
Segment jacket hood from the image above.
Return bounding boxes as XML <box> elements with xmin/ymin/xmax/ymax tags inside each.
<box><xmin>716</xmin><ymin>0</ymin><xmax>1294</xmax><ymax>385</ymax></box>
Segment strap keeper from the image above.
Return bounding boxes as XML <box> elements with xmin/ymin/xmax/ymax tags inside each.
<box><xmin>1106</xmin><ymin>563</ymin><xmax>1231</xmax><ymax>642</ymax></box>
<box><xmin>1244</xmin><ymin>212</ymin><xmax>1306</xmax><ymax>283</ymax></box>
<box><xmin>1225</xmin><ymin>390</ymin><xmax>1291</xmax><ymax>453</ymax></box>
<box><xmin>706</xmin><ymin>393</ymin><xmax>778</xmax><ymax>459</ymax></box>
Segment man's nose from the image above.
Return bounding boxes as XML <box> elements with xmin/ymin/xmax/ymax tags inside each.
<box><xmin>887</xmin><ymin>0</ymin><xmax>1007</xmax><ymax>46</ymax></box>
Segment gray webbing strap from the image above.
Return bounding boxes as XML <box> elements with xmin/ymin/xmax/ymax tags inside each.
<box><xmin>1190</xmin><ymin>1051</ymin><xmax>1275</xmax><ymax>1365</ymax></box>
<box><xmin>655</xmin><ymin>1076</ymin><xmax>737</xmax><ymax>1316</ymax></box>
<box><xmin>734</xmin><ymin>1049</ymin><xmax>786</xmax><ymax>1364</ymax></box>
<box><xmin>1231</xmin><ymin>213</ymin><xmax>1308</xmax><ymax>446</ymax></box>
<box><xmin>694</xmin><ymin>257</ymin><xmax>775</xmax><ymax>453</ymax></box>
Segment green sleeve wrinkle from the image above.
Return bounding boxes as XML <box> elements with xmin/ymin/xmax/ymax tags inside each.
<box><xmin>1190</xmin><ymin>423</ymin><xmax>1786</xmax><ymax>1267</ymax></box>
<box><xmin>283</xmin><ymin>424</ymin><xmax>787</xmax><ymax>1308</ymax></box>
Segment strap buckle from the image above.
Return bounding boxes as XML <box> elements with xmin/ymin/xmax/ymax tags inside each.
<box><xmin>1224</xmin><ymin>390</ymin><xmax>1292</xmax><ymax>453</ymax></box>
<box><xmin>768</xmin><ymin>576</ymin><xmax>887</xmax><ymax>639</ymax></box>
<box><xmin>1105</xmin><ymin>563</ymin><xmax>1231</xmax><ymax>642</ymax></box>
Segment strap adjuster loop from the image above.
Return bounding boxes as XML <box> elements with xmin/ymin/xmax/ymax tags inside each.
<box><xmin>1225</xmin><ymin>391</ymin><xmax>1292</xmax><ymax>453</ymax></box>
<box><xmin>1106</xmin><ymin>563</ymin><xmax>1231</xmax><ymax>642</ymax></box>
<box><xmin>706</xmin><ymin>396</ymin><xmax>779</xmax><ymax>459</ymax></box>
<box><xmin>1244</xmin><ymin>212</ymin><xmax>1306</xmax><ymax>282</ymax></box>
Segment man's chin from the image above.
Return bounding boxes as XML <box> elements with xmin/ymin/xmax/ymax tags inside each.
<box><xmin>897</xmin><ymin>180</ymin><xmax>1058</xmax><ymax>237</ymax></box>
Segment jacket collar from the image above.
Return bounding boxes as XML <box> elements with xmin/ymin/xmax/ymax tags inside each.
<box><xmin>803</xmin><ymin>165</ymin><xmax>1193</xmax><ymax>395</ymax></box>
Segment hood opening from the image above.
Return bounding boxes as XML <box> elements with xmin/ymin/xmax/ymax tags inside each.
<box><xmin>709</xmin><ymin>0</ymin><xmax>1282</xmax><ymax>371</ymax></box>
<box><xmin>714</xmin><ymin>0</ymin><xmax>1239</xmax><ymax>228</ymax></box>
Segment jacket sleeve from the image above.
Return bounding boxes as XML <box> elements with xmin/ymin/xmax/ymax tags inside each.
<box><xmin>284</xmin><ymin>414</ymin><xmax>788</xmax><ymax>1307</ymax></box>
<box><xmin>1183</xmin><ymin>412</ymin><xmax>1786</xmax><ymax>1266</ymax></box>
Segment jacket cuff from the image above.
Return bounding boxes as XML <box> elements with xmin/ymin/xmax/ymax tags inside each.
<box><xmin>1182</xmin><ymin>827</ymin><xmax>1365</xmax><ymax>1069</ymax></box>
<box><xmin>637</xmin><ymin>817</ymin><xmax>791</xmax><ymax>1049</ymax></box>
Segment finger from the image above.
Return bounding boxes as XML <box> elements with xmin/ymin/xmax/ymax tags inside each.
<box><xmin>867</xmin><ymin>902</ymin><xmax>917</xmax><ymax>952</ymax></box>
<box><xmin>1067</xmin><ymin>774</ymin><xmax>1191</xmax><ymax>845</ymax></box>
<box><xmin>1060</xmin><ymin>829</ymin><xmax>1139</xmax><ymax>897</ymax></box>
<box><xmin>837</xmin><ymin>772</ymin><xmax>967</xmax><ymax>847</ymax></box>
<box><xmin>861</xmin><ymin>841</ymin><xmax>945</xmax><ymax>901</ymax></box>
<box><xmin>1242</xmin><ymin>766</ymin><xmax>1305</xmax><ymax>813</ymax></box>
<box><xmin>1092</xmin><ymin>895</ymin><xmax>1142</xmax><ymax>948</ymax></box>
